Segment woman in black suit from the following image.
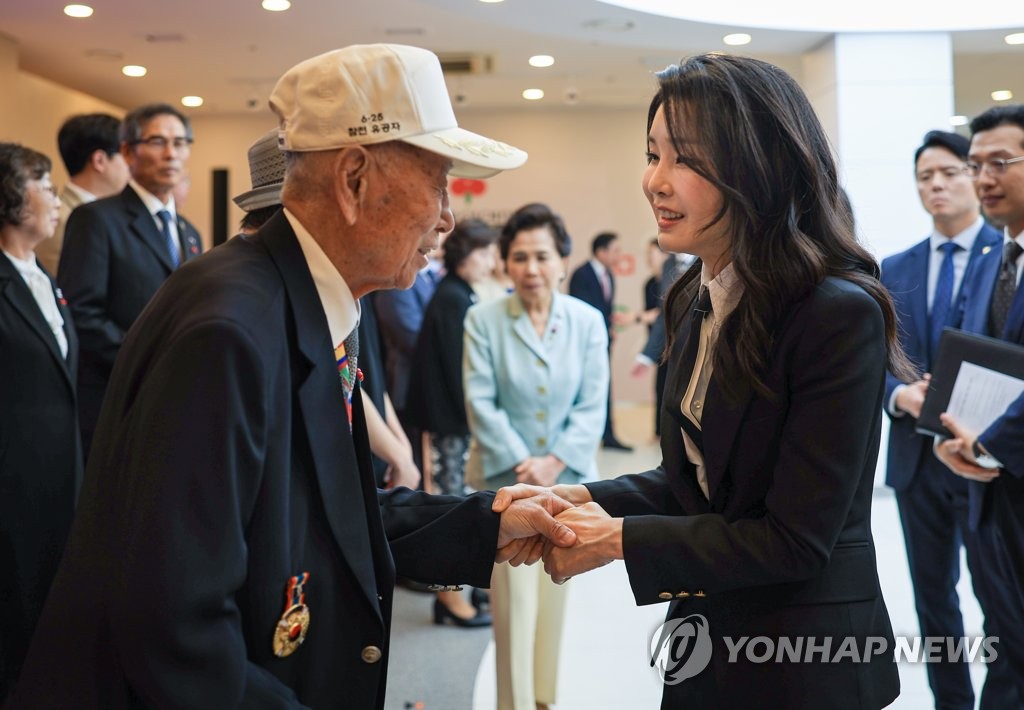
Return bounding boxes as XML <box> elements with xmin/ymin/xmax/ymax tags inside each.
<box><xmin>527</xmin><ymin>55</ymin><xmax>915</xmax><ymax>708</ymax></box>
<box><xmin>0</xmin><ymin>143</ymin><xmax>81</xmax><ymax>699</ymax></box>
<box><xmin>406</xmin><ymin>218</ymin><xmax>499</xmax><ymax>626</ymax></box>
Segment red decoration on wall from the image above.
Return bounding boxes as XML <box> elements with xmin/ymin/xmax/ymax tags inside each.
<box><xmin>449</xmin><ymin>178</ymin><xmax>487</xmax><ymax>204</ymax></box>
<box><xmin>614</xmin><ymin>253</ymin><xmax>636</xmax><ymax>277</ymax></box>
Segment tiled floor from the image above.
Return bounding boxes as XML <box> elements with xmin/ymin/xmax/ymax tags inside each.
<box><xmin>472</xmin><ymin>404</ymin><xmax>990</xmax><ymax>709</ymax></box>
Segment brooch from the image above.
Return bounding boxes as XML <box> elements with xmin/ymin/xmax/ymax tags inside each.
<box><xmin>273</xmin><ymin>572</ymin><xmax>311</xmax><ymax>658</ymax></box>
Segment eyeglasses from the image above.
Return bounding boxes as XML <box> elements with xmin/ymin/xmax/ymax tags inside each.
<box><xmin>964</xmin><ymin>155</ymin><xmax>1024</xmax><ymax>179</ymax></box>
<box><xmin>131</xmin><ymin>136</ymin><xmax>194</xmax><ymax>151</ymax></box>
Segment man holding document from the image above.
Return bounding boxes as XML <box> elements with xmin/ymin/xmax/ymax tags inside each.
<box><xmin>933</xmin><ymin>104</ymin><xmax>1024</xmax><ymax>697</ymax></box>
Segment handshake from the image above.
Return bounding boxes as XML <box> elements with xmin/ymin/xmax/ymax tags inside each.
<box><xmin>492</xmin><ymin>483</ymin><xmax>624</xmax><ymax>584</ymax></box>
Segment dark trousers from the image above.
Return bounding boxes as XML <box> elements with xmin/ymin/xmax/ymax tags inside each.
<box><xmin>896</xmin><ymin>456</ymin><xmax>1023</xmax><ymax>709</ymax></box>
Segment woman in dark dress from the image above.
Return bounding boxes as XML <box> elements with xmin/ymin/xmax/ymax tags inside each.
<box><xmin>406</xmin><ymin>217</ymin><xmax>499</xmax><ymax>626</ymax></box>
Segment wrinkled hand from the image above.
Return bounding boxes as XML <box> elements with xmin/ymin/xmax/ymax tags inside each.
<box><xmin>895</xmin><ymin>376</ymin><xmax>930</xmax><ymax>419</ymax></box>
<box><xmin>514</xmin><ymin>455</ymin><xmax>565</xmax><ymax>487</ymax></box>
<box><xmin>493</xmin><ymin>486</ymin><xmax>577</xmax><ymax>565</ymax></box>
<box><xmin>933</xmin><ymin>413</ymin><xmax>1000</xmax><ymax>483</ymax></box>
<box><xmin>542</xmin><ymin>502</ymin><xmax>623</xmax><ymax>583</ymax></box>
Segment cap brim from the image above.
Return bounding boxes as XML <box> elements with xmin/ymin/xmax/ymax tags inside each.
<box><xmin>233</xmin><ymin>182</ymin><xmax>283</xmax><ymax>212</ymax></box>
<box><xmin>402</xmin><ymin>126</ymin><xmax>527</xmax><ymax>179</ymax></box>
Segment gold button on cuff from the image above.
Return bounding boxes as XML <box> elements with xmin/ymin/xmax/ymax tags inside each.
<box><xmin>694</xmin><ymin>590</ymin><xmax>706</xmax><ymax>597</ymax></box>
<box><xmin>675</xmin><ymin>591</ymin><xmax>691</xmax><ymax>598</ymax></box>
<box><xmin>658</xmin><ymin>592</ymin><xmax>673</xmax><ymax>600</ymax></box>
<box><xmin>361</xmin><ymin>646</ymin><xmax>382</xmax><ymax>664</ymax></box>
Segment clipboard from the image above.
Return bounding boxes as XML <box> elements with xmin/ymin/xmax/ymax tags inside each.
<box><xmin>915</xmin><ymin>328</ymin><xmax>1024</xmax><ymax>438</ymax></box>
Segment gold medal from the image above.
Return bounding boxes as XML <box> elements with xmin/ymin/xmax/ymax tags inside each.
<box><xmin>273</xmin><ymin>572</ymin><xmax>311</xmax><ymax>658</ymax></box>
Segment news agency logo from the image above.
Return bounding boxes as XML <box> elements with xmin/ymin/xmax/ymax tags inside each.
<box><xmin>650</xmin><ymin>616</ymin><xmax>1000</xmax><ymax>685</ymax></box>
<box><xmin>649</xmin><ymin>614</ymin><xmax>713</xmax><ymax>685</ymax></box>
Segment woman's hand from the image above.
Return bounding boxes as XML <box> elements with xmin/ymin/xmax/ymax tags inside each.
<box><xmin>542</xmin><ymin>502</ymin><xmax>623</xmax><ymax>583</ymax></box>
<box><xmin>514</xmin><ymin>454</ymin><xmax>566</xmax><ymax>487</ymax></box>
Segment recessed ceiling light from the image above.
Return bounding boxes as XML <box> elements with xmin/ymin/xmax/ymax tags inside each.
<box><xmin>529</xmin><ymin>55</ymin><xmax>555</xmax><ymax>68</ymax></box>
<box><xmin>181</xmin><ymin>96</ymin><xmax>204</xmax><ymax>108</ymax></box>
<box><xmin>261</xmin><ymin>0</ymin><xmax>291</xmax><ymax>11</ymax></box>
<box><xmin>992</xmin><ymin>90</ymin><xmax>1014</xmax><ymax>101</ymax></box>
<box><xmin>121</xmin><ymin>65</ymin><xmax>147</xmax><ymax>78</ymax></box>
<box><xmin>1005</xmin><ymin>32</ymin><xmax>1024</xmax><ymax>45</ymax></box>
<box><xmin>949</xmin><ymin>115</ymin><xmax>969</xmax><ymax>126</ymax></box>
<box><xmin>63</xmin><ymin>4</ymin><xmax>93</xmax><ymax>18</ymax></box>
<box><xmin>723</xmin><ymin>33</ymin><xmax>752</xmax><ymax>46</ymax></box>
<box><xmin>522</xmin><ymin>88</ymin><xmax>544</xmax><ymax>101</ymax></box>
<box><xmin>479</xmin><ymin>0</ymin><xmax>505</xmax><ymax>3</ymax></box>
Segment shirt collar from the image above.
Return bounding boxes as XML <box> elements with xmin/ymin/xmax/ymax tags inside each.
<box><xmin>930</xmin><ymin>217</ymin><xmax>983</xmax><ymax>252</ymax></box>
<box><xmin>129</xmin><ymin>179</ymin><xmax>175</xmax><ymax>218</ymax></box>
<box><xmin>63</xmin><ymin>181</ymin><xmax>95</xmax><ymax>203</ymax></box>
<box><xmin>1006</xmin><ymin>226</ymin><xmax>1024</xmax><ymax>248</ymax></box>
<box><xmin>284</xmin><ymin>208</ymin><xmax>359</xmax><ymax>347</ymax></box>
<box><xmin>589</xmin><ymin>258</ymin><xmax>608</xmax><ymax>278</ymax></box>
<box><xmin>700</xmin><ymin>261</ymin><xmax>743</xmax><ymax>325</ymax></box>
<box><xmin>2</xmin><ymin>248</ymin><xmax>45</xmax><ymax>278</ymax></box>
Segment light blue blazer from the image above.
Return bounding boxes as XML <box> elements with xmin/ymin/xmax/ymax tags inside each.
<box><xmin>464</xmin><ymin>291</ymin><xmax>609</xmax><ymax>488</ymax></box>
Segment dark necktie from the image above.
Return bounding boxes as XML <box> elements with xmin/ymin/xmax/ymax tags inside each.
<box><xmin>688</xmin><ymin>288</ymin><xmax>713</xmax><ymax>420</ymax></box>
<box><xmin>929</xmin><ymin>241</ymin><xmax>962</xmax><ymax>358</ymax></box>
<box><xmin>989</xmin><ymin>241</ymin><xmax>1024</xmax><ymax>338</ymax></box>
<box><xmin>157</xmin><ymin>209</ymin><xmax>181</xmax><ymax>268</ymax></box>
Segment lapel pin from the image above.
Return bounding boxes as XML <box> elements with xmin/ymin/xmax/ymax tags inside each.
<box><xmin>273</xmin><ymin>572</ymin><xmax>311</xmax><ymax>658</ymax></box>
<box><xmin>982</xmin><ymin>245</ymin><xmax>992</xmax><ymax>254</ymax></box>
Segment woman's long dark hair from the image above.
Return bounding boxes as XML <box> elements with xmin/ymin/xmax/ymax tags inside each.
<box><xmin>655</xmin><ymin>54</ymin><xmax>914</xmax><ymax>399</ymax></box>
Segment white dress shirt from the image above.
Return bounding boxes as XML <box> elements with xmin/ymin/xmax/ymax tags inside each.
<box><xmin>3</xmin><ymin>249</ymin><xmax>68</xmax><ymax>358</ymax></box>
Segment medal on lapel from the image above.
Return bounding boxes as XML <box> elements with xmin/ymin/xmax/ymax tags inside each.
<box><xmin>273</xmin><ymin>572</ymin><xmax>311</xmax><ymax>658</ymax></box>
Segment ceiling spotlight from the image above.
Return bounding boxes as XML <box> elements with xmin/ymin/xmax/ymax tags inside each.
<box><xmin>121</xmin><ymin>65</ymin><xmax>147</xmax><ymax>77</ymax></box>
<box><xmin>63</xmin><ymin>4</ymin><xmax>94</xmax><ymax>17</ymax></box>
<box><xmin>181</xmin><ymin>96</ymin><xmax>204</xmax><ymax>108</ymax></box>
<box><xmin>261</xmin><ymin>0</ymin><xmax>291</xmax><ymax>11</ymax></box>
<box><xmin>479</xmin><ymin>0</ymin><xmax>505</xmax><ymax>3</ymax></box>
<box><xmin>1005</xmin><ymin>32</ymin><xmax>1024</xmax><ymax>45</ymax></box>
<box><xmin>992</xmin><ymin>90</ymin><xmax>1014</xmax><ymax>101</ymax></box>
<box><xmin>723</xmin><ymin>33</ymin><xmax>752</xmax><ymax>46</ymax></box>
<box><xmin>522</xmin><ymin>88</ymin><xmax>544</xmax><ymax>101</ymax></box>
<box><xmin>529</xmin><ymin>55</ymin><xmax>555</xmax><ymax>68</ymax></box>
<box><xmin>949</xmin><ymin>115</ymin><xmax>969</xmax><ymax>126</ymax></box>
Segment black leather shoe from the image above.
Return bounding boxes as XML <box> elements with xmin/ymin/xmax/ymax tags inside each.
<box><xmin>603</xmin><ymin>439</ymin><xmax>634</xmax><ymax>452</ymax></box>
<box><xmin>433</xmin><ymin>598</ymin><xmax>492</xmax><ymax>628</ymax></box>
<box><xmin>470</xmin><ymin>587</ymin><xmax>490</xmax><ymax>611</ymax></box>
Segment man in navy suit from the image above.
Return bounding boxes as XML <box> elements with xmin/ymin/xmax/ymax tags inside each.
<box><xmin>569</xmin><ymin>232</ymin><xmax>632</xmax><ymax>450</ymax></box>
<box><xmin>58</xmin><ymin>103</ymin><xmax>203</xmax><ymax>460</ymax></box>
<box><xmin>881</xmin><ymin>130</ymin><xmax>1014</xmax><ymax>709</ymax></box>
<box><xmin>934</xmin><ymin>105</ymin><xmax>1024</xmax><ymax>701</ymax></box>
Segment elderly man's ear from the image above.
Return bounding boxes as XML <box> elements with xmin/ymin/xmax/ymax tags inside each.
<box><xmin>333</xmin><ymin>146</ymin><xmax>371</xmax><ymax>226</ymax></box>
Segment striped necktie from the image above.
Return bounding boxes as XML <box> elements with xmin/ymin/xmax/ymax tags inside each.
<box><xmin>335</xmin><ymin>330</ymin><xmax>360</xmax><ymax>426</ymax></box>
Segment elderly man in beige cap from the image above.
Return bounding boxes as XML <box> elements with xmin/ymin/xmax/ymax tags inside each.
<box><xmin>11</xmin><ymin>44</ymin><xmax>575</xmax><ymax>709</ymax></box>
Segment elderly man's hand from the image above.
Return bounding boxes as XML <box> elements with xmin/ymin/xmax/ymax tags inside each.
<box><xmin>542</xmin><ymin>502</ymin><xmax>623</xmax><ymax>584</ymax></box>
<box><xmin>933</xmin><ymin>413</ymin><xmax>1001</xmax><ymax>483</ymax></box>
<box><xmin>493</xmin><ymin>487</ymin><xmax>577</xmax><ymax>565</ymax></box>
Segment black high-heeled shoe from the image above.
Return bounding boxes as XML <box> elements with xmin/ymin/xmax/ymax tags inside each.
<box><xmin>470</xmin><ymin>587</ymin><xmax>490</xmax><ymax>611</ymax></box>
<box><xmin>432</xmin><ymin>597</ymin><xmax>492</xmax><ymax>628</ymax></box>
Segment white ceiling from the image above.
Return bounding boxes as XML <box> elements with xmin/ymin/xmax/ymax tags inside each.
<box><xmin>2</xmin><ymin>0</ymin><xmax>1023</xmax><ymax>121</ymax></box>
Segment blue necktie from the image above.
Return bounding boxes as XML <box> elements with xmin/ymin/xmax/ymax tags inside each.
<box><xmin>158</xmin><ymin>209</ymin><xmax>180</xmax><ymax>268</ymax></box>
<box><xmin>930</xmin><ymin>241</ymin><xmax>961</xmax><ymax>359</ymax></box>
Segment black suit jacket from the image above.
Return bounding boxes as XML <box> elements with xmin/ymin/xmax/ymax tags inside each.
<box><xmin>0</xmin><ymin>256</ymin><xmax>80</xmax><ymax>697</ymax></box>
<box><xmin>12</xmin><ymin>211</ymin><xmax>499</xmax><ymax>709</ymax></box>
<box><xmin>569</xmin><ymin>260</ymin><xmax>613</xmax><ymax>330</ymax></box>
<box><xmin>405</xmin><ymin>274</ymin><xmax>477</xmax><ymax>437</ymax></box>
<box><xmin>587</xmin><ymin>277</ymin><xmax>899</xmax><ymax>708</ymax></box>
<box><xmin>57</xmin><ymin>185</ymin><xmax>202</xmax><ymax>454</ymax></box>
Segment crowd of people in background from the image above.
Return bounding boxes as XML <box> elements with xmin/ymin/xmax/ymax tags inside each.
<box><xmin>3</xmin><ymin>40</ymin><xmax>1024</xmax><ymax>710</ymax></box>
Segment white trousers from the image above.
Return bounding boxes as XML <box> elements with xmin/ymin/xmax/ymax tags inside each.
<box><xmin>490</xmin><ymin>560</ymin><xmax>569</xmax><ymax>710</ymax></box>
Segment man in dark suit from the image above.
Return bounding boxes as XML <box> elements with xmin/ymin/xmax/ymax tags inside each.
<box><xmin>935</xmin><ymin>105</ymin><xmax>1024</xmax><ymax>700</ymax></box>
<box><xmin>11</xmin><ymin>44</ymin><xmax>573</xmax><ymax>709</ymax></box>
<box><xmin>881</xmin><ymin>130</ymin><xmax>1014</xmax><ymax>710</ymax></box>
<box><xmin>569</xmin><ymin>231</ymin><xmax>632</xmax><ymax>450</ymax></box>
<box><xmin>58</xmin><ymin>103</ymin><xmax>203</xmax><ymax>460</ymax></box>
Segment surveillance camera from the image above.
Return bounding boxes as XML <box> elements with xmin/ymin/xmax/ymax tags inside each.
<box><xmin>564</xmin><ymin>88</ymin><xmax>579</xmax><ymax>104</ymax></box>
<box><xmin>246</xmin><ymin>97</ymin><xmax>260</xmax><ymax>111</ymax></box>
<box><xmin>454</xmin><ymin>93</ymin><xmax>467</xmax><ymax>105</ymax></box>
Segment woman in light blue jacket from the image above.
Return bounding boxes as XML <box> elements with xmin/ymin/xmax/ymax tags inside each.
<box><xmin>464</xmin><ymin>202</ymin><xmax>608</xmax><ymax>710</ymax></box>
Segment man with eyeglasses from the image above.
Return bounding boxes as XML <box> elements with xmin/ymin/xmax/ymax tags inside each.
<box><xmin>933</xmin><ymin>104</ymin><xmax>1024</xmax><ymax>699</ymax></box>
<box><xmin>58</xmin><ymin>103</ymin><xmax>203</xmax><ymax>460</ymax></box>
<box><xmin>880</xmin><ymin>130</ymin><xmax>1012</xmax><ymax>710</ymax></box>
